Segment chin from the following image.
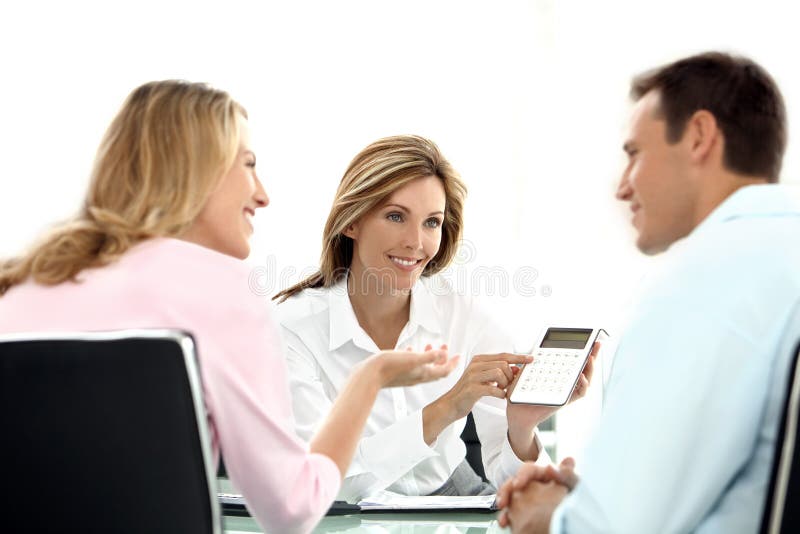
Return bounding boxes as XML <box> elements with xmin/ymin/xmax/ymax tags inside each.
<box><xmin>227</xmin><ymin>241</ymin><xmax>251</xmax><ymax>260</ymax></box>
<box><xmin>395</xmin><ymin>281</ymin><xmax>416</xmax><ymax>293</ymax></box>
<box><xmin>402</xmin><ymin>274</ymin><xmax>423</xmax><ymax>292</ymax></box>
<box><xmin>636</xmin><ymin>235</ymin><xmax>669</xmax><ymax>256</ymax></box>
<box><xmin>381</xmin><ymin>272</ymin><xmax>417</xmax><ymax>295</ymax></box>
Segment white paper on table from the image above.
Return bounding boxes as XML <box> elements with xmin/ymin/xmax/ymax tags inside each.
<box><xmin>357</xmin><ymin>490</ymin><xmax>497</xmax><ymax>511</ymax></box>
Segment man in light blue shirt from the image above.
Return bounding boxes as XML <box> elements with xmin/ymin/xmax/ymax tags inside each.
<box><xmin>497</xmin><ymin>51</ymin><xmax>800</xmax><ymax>533</ymax></box>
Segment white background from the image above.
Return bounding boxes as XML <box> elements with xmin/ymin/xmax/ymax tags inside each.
<box><xmin>2</xmin><ymin>0</ymin><xmax>798</xmax><ymax>460</ymax></box>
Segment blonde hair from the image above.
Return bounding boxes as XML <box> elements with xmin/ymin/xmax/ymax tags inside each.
<box><xmin>0</xmin><ymin>80</ymin><xmax>245</xmax><ymax>296</ymax></box>
<box><xmin>274</xmin><ymin>134</ymin><xmax>467</xmax><ymax>302</ymax></box>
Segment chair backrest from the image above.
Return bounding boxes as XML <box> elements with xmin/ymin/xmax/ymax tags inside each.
<box><xmin>0</xmin><ymin>329</ymin><xmax>221</xmax><ymax>534</ymax></box>
<box><xmin>761</xmin><ymin>308</ymin><xmax>800</xmax><ymax>533</ymax></box>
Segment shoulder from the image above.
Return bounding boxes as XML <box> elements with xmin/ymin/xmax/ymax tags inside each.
<box><xmin>621</xmin><ymin>201</ymin><xmax>800</xmax><ymax>361</ymax></box>
<box><xmin>687</xmin><ymin>185</ymin><xmax>800</xmax><ymax>275</ymax></box>
<box><xmin>123</xmin><ymin>237</ymin><xmax>271</xmax><ymax>319</ymax></box>
<box><xmin>276</xmin><ymin>285</ymin><xmax>332</xmax><ymax>336</ymax></box>
<box><xmin>652</xmin><ymin>204</ymin><xmax>800</xmax><ymax>303</ymax></box>
<box><xmin>123</xmin><ymin>237</ymin><xmax>250</xmax><ymax>280</ymax></box>
<box><xmin>418</xmin><ymin>274</ymin><xmax>486</xmax><ymax>322</ymax></box>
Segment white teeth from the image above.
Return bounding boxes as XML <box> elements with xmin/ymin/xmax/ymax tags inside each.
<box><xmin>390</xmin><ymin>256</ymin><xmax>418</xmax><ymax>267</ymax></box>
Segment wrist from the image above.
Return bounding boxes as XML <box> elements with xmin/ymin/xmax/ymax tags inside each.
<box><xmin>507</xmin><ymin>427</ymin><xmax>539</xmax><ymax>462</ymax></box>
<box><xmin>357</xmin><ymin>356</ymin><xmax>386</xmax><ymax>394</ymax></box>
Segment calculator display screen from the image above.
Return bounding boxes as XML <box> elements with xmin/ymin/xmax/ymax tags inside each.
<box><xmin>540</xmin><ymin>328</ymin><xmax>592</xmax><ymax>349</ymax></box>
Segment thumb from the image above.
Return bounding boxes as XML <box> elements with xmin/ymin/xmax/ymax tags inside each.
<box><xmin>419</xmin><ymin>348</ymin><xmax>448</xmax><ymax>365</ymax></box>
<box><xmin>428</xmin><ymin>347</ymin><xmax>448</xmax><ymax>364</ymax></box>
<box><xmin>425</xmin><ymin>354</ymin><xmax>459</xmax><ymax>380</ymax></box>
<box><xmin>557</xmin><ymin>457</ymin><xmax>579</xmax><ymax>489</ymax></box>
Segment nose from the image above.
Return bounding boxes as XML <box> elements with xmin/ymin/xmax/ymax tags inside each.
<box><xmin>253</xmin><ymin>175</ymin><xmax>269</xmax><ymax>208</ymax></box>
<box><xmin>616</xmin><ymin>171</ymin><xmax>633</xmax><ymax>202</ymax></box>
<box><xmin>403</xmin><ymin>223</ymin><xmax>424</xmax><ymax>251</ymax></box>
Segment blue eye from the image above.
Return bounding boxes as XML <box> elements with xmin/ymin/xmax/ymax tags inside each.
<box><xmin>387</xmin><ymin>212</ymin><xmax>403</xmax><ymax>222</ymax></box>
<box><xmin>425</xmin><ymin>218</ymin><xmax>442</xmax><ymax>229</ymax></box>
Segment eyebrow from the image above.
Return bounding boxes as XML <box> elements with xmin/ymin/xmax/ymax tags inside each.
<box><xmin>383</xmin><ymin>203</ymin><xmax>444</xmax><ymax>217</ymax></box>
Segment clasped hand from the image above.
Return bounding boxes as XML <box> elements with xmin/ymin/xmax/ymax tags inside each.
<box><xmin>496</xmin><ymin>458</ymin><xmax>580</xmax><ymax>533</ymax></box>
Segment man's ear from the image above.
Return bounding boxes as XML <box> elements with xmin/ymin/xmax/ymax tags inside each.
<box><xmin>684</xmin><ymin>110</ymin><xmax>722</xmax><ymax>166</ymax></box>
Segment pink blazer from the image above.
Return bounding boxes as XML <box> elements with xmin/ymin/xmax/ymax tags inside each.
<box><xmin>0</xmin><ymin>237</ymin><xmax>341</xmax><ymax>533</ymax></box>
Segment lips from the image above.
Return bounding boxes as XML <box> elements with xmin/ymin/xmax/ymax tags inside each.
<box><xmin>629</xmin><ymin>203</ymin><xmax>641</xmax><ymax>226</ymax></box>
<box><xmin>243</xmin><ymin>208</ymin><xmax>255</xmax><ymax>231</ymax></box>
<box><xmin>388</xmin><ymin>254</ymin><xmax>424</xmax><ymax>271</ymax></box>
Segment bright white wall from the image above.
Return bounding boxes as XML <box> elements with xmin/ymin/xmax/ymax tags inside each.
<box><xmin>2</xmin><ymin>0</ymin><xmax>798</xmax><ymax>460</ymax></box>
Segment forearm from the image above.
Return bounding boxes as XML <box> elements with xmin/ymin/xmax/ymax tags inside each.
<box><xmin>340</xmin><ymin>406</ymin><xmax>443</xmax><ymax>500</ymax></box>
<box><xmin>422</xmin><ymin>394</ymin><xmax>457</xmax><ymax>445</ymax></box>
<box><xmin>310</xmin><ymin>361</ymin><xmax>380</xmax><ymax>477</ymax></box>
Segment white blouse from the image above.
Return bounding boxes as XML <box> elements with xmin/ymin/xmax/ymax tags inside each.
<box><xmin>278</xmin><ymin>275</ymin><xmax>550</xmax><ymax>501</ymax></box>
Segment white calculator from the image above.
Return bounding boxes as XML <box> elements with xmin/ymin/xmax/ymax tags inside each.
<box><xmin>509</xmin><ymin>327</ymin><xmax>603</xmax><ymax>406</ymax></box>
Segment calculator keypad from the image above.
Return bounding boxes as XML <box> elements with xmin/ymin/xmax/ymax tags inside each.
<box><xmin>516</xmin><ymin>349</ymin><xmax>584</xmax><ymax>402</ymax></box>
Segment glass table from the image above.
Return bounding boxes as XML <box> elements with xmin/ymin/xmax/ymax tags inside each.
<box><xmin>219</xmin><ymin>477</ymin><xmax>507</xmax><ymax>533</ymax></box>
<box><xmin>223</xmin><ymin>510</ymin><xmax>506</xmax><ymax>533</ymax></box>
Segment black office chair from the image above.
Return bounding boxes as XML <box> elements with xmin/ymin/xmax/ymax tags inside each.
<box><xmin>0</xmin><ymin>329</ymin><xmax>221</xmax><ymax>534</ymax></box>
<box><xmin>760</xmin><ymin>336</ymin><xmax>800</xmax><ymax>534</ymax></box>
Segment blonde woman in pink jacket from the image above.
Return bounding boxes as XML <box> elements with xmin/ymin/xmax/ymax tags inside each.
<box><xmin>0</xmin><ymin>81</ymin><xmax>457</xmax><ymax>533</ymax></box>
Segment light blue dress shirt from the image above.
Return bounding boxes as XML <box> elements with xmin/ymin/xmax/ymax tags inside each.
<box><xmin>552</xmin><ymin>184</ymin><xmax>800</xmax><ymax>533</ymax></box>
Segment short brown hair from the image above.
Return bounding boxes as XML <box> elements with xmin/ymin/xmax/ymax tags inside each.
<box><xmin>631</xmin><ymin>51</ymin><xmax>786</xmax><ymax>182</ymax></box>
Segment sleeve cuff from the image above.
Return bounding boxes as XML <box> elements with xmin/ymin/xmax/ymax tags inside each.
<box><xmin>356</xmin><ymin>408</ymin><xmax>439</xmax><ymax>482</ymax></box>
<box><xmin>310</xmin><ymin>451</ymin><xmax>343</xmax><ymax>498</ymax></box>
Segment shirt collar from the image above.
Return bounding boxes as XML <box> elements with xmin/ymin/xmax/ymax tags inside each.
<box><xmin>327</xmin><ymin>276</ymin><xmax>443</xmax><ymax>352</ymax></box>
<box><xmin>328</xmin><ymin>278</ymin><xmax>368</xmax><ymax>352</ymax></box>
<box><xmin>698</xmin><ymin>184</ymin><xmax>800</xmax><ymax>231</ymax></box>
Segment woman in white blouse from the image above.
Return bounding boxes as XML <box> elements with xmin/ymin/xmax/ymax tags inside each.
<box><xmin>274</xmin><ymin>135</ymin><xmax>596</xmax><ymax>502</ymax></box>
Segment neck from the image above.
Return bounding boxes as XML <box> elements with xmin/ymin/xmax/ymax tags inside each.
<box><xmin>347</xmin><ymin>263</ymin><xmax>412</xmax><ymax>350</ymax></box>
